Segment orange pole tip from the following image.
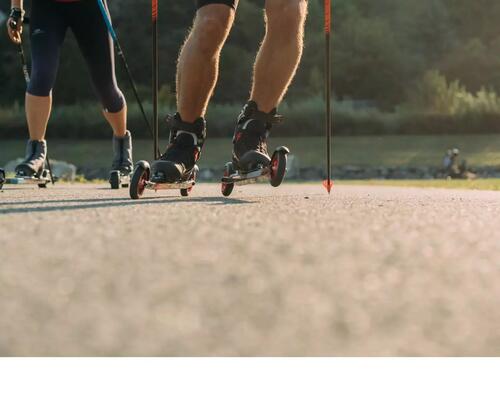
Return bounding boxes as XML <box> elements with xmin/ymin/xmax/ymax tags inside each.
<box><xmin>323</xmin><ymin>180</ymin><xmax>334</xmax><ymax>194</ymax></box>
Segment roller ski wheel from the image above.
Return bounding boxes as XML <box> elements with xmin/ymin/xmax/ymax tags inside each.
<box><xmin>221</xmin><ymin>162</ymin><xmax>235</xmax><ymax>197</ymax></box>
<box><xmin>37</xmin><ymin>169</ymin><xmax>52</xmax><ymax>188</ymax></box>
<box><xmin>180</xmin><ymin>168</ymin><xmax>198</xmax><ymax>197</ymax></box>
<box><xmin>110</xmin><ymin>171</ymin><xmax>120</xmax><ymax>190</ymax></box>
<box><xmin>109</xmin><ymin>170</ymin><xmax>131</xmax><ymax>190</ymax></box>
<box><xmin>130</xmin><ymin>161</ymin><xmax>151</xmax><ymax>200</ymax></box>
<box><xmin>0</xmin><ymin>169</ymin><xmax>5</xmax><ymax>190</ymax></box>
<box><xmin>270</xmin><ymin>148</ymin><xmax>288</xmax><ymax>187</ymax></box>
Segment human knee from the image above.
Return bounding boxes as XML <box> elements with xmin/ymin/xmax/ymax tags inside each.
<box><xmin>192</xmin><ymin>6</ymin><xmax>234</xmax><ymax>55</ymax></box>
<box><xmin>265</xmin><ymin>0</ymin><xmax>307</xmax><ymax>31</ymax></box>
<box><xmin>27</xmin><ymin>66</ymin><xmax>55</xmax><ymax>96</ymax></box>
<box><xmin>99</xmin><ymin>85</ymin><xmax>125</xmax><ymax>113</ymax></box>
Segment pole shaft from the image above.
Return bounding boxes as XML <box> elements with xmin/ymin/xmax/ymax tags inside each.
<box><xmin>18</xmin><ymin>44</ymin><xmax>30</xmax><ymax>84</ymax></box>
<box><xmin>45</xmin><ymin>155</ymin><xmax>55</xmax><ymax>185</ymax></box>
<box><xmin>96</xmin><ymin>0</ymin><xmax>154</xmax><ymax>142</ymax></box>
<box><xmin>152</xmin><ymin>0</ymin><xmax>159</xmax><ymax>159</ymax></box>
<box><xmin>115</xmin><ymin>40</ymin><xmax>154</xmax><ymax>139</ymax></box>
<box><xmin>325</xmin><ymin>0</ymin><xmax>332</xmax><ymax>189</ymax></box>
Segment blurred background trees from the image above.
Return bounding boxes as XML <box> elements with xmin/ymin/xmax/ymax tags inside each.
<box><xmin>2</xmin><ymin>0</ymin><xmax>500</xmax><ymax>137</ymax></box>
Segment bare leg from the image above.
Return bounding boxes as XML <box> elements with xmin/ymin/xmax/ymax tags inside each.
<box><xmin>251</xmin><ymin>0</ymin><xmax>308</xmax><ymax>113</ymax></box>
<box><xmin>25</xmin><ymin>93</ymin><xmax>51</xmax><ymax>141</ymax></box>
<box><xmin>103</xmin><ymin>104</ymin><xmax>127</xmax><ymax>138</ymax></box>
<box><xmin>176</xmin><ymin>5</ymin><xmax>235</xmax><ymax>123</ymax></box>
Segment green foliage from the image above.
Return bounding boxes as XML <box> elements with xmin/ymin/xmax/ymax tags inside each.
<box><xmin>4</xmin><ymin>95</ymin><xmax>500</xmax><ymax>139</ymax></box>
<box><xmin>408</xmin><ymin>70</ymin><xmax>500</xmax><ymax>115</ymax></box>
<box><xmin>1</xmin><ymin>0</ymin><xmax>499</xmax><ymax>109</ymax></box>
<box><xmin>3</xmin><ymin>0</ymin><xmax>500</xmax><ymax>136</ymax></box>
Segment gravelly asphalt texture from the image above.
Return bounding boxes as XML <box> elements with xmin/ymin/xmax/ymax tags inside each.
<box><xmin>1</xmin><ymin>183</ymin><xmax>499</xmax><ymax>356</ymax></box>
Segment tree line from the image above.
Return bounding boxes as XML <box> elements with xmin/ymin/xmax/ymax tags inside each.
<box><xmin>2</xmin><ymin>0</ymin><xmax>500</xmax><ymax>113</ymax></box>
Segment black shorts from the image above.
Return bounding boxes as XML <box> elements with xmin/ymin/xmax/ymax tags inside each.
<box><xmin>196</xmin><ymin>0</ymin><xmax>239</xmax><ymax>10</ymax></box>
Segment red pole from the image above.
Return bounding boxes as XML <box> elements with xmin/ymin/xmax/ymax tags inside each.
<box><xmin>152</xmin><ymin>0</ymin><xmax>160</xmax><ymax>159</ymax></box>
<box><xmin>323</xmin><ymin>0</ymin><xmax>333</xmax><ymax>194</ymax></box>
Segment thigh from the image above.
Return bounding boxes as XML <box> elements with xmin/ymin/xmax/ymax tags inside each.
<box><xmin>68</xmin><ymin>0</ymin><xmax>115</xmax><ymax>88</ymax></box>
<box><xmin>28</xmin><ymin>0</ymin><xmax>67</xmax><ymax>93</ymax></box>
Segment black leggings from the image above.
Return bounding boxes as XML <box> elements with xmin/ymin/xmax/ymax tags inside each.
<box><xmin>28</xmin><ymin>0</ymin><xmax>124</xmax><ymax>113</ymax></box>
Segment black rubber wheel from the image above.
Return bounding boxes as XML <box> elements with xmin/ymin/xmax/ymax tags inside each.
<box><xmin>130</xmin><ymin>163</ymin><xmax>150</xmax><ymax>200</ymax></box>
<box><xmin>110</xmin><ymin>171</ymin><xmax>120</xmax><ymax>190</ymax></box>
<box><xmin>270</xmin><ymin>151</ymin><xmax>287</xmax><ymax>187</ymax></box>
<box><xmin>180</xmin><ymin>169</ymin><xmax>197</xmax><ymax>197</ymax></box>
<box><xmin>221</xmin><ymin>162</ymin><xmax>235</xmax><ymax>197</ymax></box>
<box><xmin>38</xmin><ymin>183</ymin><xmax>47</xmax><ymax>188</ymax></box>
<box><xmin>0</xmin><ymin>169</ymin><xmax>5</xmax><ymax>190</ymax></box>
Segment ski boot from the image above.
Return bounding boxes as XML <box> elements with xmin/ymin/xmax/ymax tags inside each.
<box><xmin>12</xmin><ymin>139</ymin><xmax>53</xmax><ymax>188</ymax></box>
<box><xmin>221</xmin><ymin>101</ymin><xmax>289</xmax><ymax>197</ymax></box>
<box><xmin>130</xmin><ymin>114</ymin><xmax>205</xmax><ymax>199</ymax></box>
<box><xmin>109</xmin><ymin>131</ymin><xmax>133</xmax><ymax>189</ymax></box>
<box><xmin>16</xmin><ymin>139</ymin><xmax>47</xmax><ymax>177</ymax></box>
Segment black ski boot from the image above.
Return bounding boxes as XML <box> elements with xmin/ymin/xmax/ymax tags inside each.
<box><xmin>15</xmin><ymin>139</ymin><xmax>47</xmax><ymax>177</ymax></box>
<box><xmin>151</xmin><ymin>113</ymin><xmax>206</xmax><ymax>183</ymax></box>
<box><xmin>109</xmin><ymin>131</ymin><xmax>134</xmax><ymax>189</ymax></box>
<box><xmin>232</xmin><ymin>101</ymin><xmax>283</xmax><ymax>172</ymax></box>
<box><xmin>111</xmin><ymin>131</ymin><xmax>134</xmax><ymax>175</ymax></box>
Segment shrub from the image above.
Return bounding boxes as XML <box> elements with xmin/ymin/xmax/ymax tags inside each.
<box><xmin>3</xmin><ymin>94</ymin><xmax>500</xmax><ymax>139</ymax></box>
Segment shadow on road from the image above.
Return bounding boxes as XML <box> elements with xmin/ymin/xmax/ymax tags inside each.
<box><xmin>0</xmin><ymin>196</ymin><xmax>254</xmax><ymax>215</ymax></box>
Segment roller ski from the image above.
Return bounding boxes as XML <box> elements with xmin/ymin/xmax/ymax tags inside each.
<box><xmin>130</xmin><ymin>114</ymin><xmax>204</xmax><ymax>199</ymax></box>
<box><xmin>129</xmin><ymin>4</ymin><xmax>202</xmax><ymax>200</ymax></box>
<box><xmin>109</xmin><ymin>131</ymin><xmax>133</xmax><ymax>189</ymax></box>
<box><xmin>5</xmin><ymin>140</ymin><xmax>55</xmax><ymax>188</ymax></box>
<box><xmin>221</xmin><ymin>101</ymin><xmax>289</xmax><ymax>197</ymax></box>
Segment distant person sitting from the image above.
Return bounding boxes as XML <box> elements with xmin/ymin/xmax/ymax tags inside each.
<box><xmin>442</xmin><ymin>148</ymin><xmax>475</xmax><ymax>179</ymax></box>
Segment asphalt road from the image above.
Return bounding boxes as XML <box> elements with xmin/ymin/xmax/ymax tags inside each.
<box><xmin>1</xmin><ymin>183</ymin><xmax>499</xmax><ymax>356</ymax></box>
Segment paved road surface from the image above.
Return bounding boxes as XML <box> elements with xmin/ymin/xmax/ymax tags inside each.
<box><xmin>1</xmin><ymin>183</ymin><xmax>499</xmax><ymax>356</ymax></box>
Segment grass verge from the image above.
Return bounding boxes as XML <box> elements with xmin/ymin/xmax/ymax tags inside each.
<box><xmin>337</xmin><ymin>179</ymin><xmax>500</xmax><ymax>191</ymax></box>
<box><xmin>2</xmin><ymin>134</ymin><xmax>500</xmax><ymax>171</ymax></box>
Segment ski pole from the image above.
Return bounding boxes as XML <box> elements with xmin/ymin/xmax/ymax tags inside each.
<box><xmin>152</xmin><ymin>0</ymin><xmax>160</xmax><ymax>159</ymax></box>
<box><xmin>45</xmin><ymin>155</ymin><xmax>56</xmax><ymax>185</ymax></box>
<box><xmin>96</xmin><ymin>0</ymin><xmax>155</xmax><ymax>149</ymax></box>
<box><xmin>323</xmin><ymin>0</ymin><xmax>333</xmax><ymax>194</ymax></box>
<box><xmin>9</xmin><ymin>19</ymin><xmax>30</xmax><ymax>84</ymax></box>
<box><xmin>16</xmin><ymin>41</ymin><xmax>29</xmax><ymax>84</ymax></box>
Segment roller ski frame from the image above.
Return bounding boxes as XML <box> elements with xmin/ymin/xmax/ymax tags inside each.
<box><xmin>129</xmin><ymin>0</ymin><xmax>199</xmax><ymax>200</ymax></box>
<box><xmin>2</xmin><ymin>157</ymin><xmax>56</xmax><ymax>189</ymax></box>
<box><xmin>130</xmin><ymin>161</ymin><xmax>198</xmax><ymax>199</ymax></box>
<box><xmin>221</xmin><ymin>146</ymin><xmax>289</xmax><ymax>197</ymax></box>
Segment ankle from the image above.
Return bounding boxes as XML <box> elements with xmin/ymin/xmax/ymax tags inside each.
<box><xmin>238</xmin><ymin>101</ymin><xmax>283</xmax><ymax>129</ymax></box>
